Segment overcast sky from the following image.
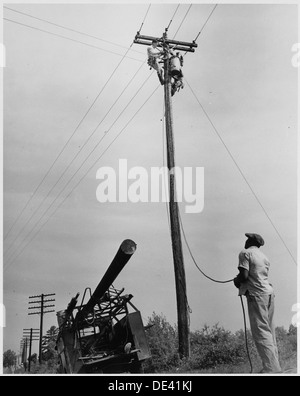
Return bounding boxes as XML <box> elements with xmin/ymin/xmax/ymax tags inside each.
<box><xmin>1</xmin><ymin>2</ymin><xmax>298</xmax><ymax>359</ymax></box>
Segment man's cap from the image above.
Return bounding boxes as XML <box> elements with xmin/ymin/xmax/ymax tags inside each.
<box><xmin>245</xmin><ymin>233</ymin><xmax>265</xmax><ymax>246</ymax></box>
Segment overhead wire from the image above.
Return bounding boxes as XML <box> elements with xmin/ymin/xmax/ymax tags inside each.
<box><xmin>4</xmin><ymin>4</ymin><xmax>151</xmax><ymax>244</ymax></box>
<box><xmin>5</xmin><ymin>84</ymin><xmax>160</xmax><ymax>270</ymax></box>
<box><xmin>4</xmin><ymin>4</ymin><xmax>154</xmax><ymax>266</ymax></box>
<box><xmin>4</xmin><ymin>68</ymin><xmax>156</xmax><ymax>264</ymax></box>
<box><xmin>3</xmin><ymin>18</ymin><xmax>143</xmax><ymax>62</ymax></box>
<box><xmin>194</xmin><ymin>4</ymin><xmax>218</xmax><ymax>42</ymax></box>
<box><xmin>165</xmin><ymin>4</ymin><xmax>180</xmax><ymax>32</ymax></box>
<box><xmin>3</xmin><ymin>6</ymin><xmax>144</xmax><ymax>55</ymax></box>
<box><xmin>4</xmin><ymin>59</ymin><xmax>148</xmax><ymax>258</ymax></box>
<box><xmin>4</xmin><ymin>41</ymin><xmax>136</xmax><ymax>245</ymax></box>
<box><xmin>5</xmin><ymin>72</ymin><xmax>155</xmax><ymax>265</ymax></box>
<box><xmin>185</xmin><ymin>78</ymin><xmax>297</xmax><ymax>267</ymax></box>
<box><xmin>138</xmin><ymin>4</ymin><xmax>151</xmax><ymax>34</ymax></box>
<box><xmin>172</xmin><ymin>4</ymin><xmax>193</xmax><ymax>39</ymax></box>
<box><xmin>182</xmin><ymin>4</ymin><xmax>218</xmax><ymax>57</ymax></box>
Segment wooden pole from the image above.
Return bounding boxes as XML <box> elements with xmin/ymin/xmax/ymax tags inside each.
<box><xmin>163</xmin><ymin>34</ymin><xmax>190</xmax><ymax>358</ymax></box>
<box><xmin>28</xmin><ymin>328</ymin><xmax>33</xmax><ymax>372</ymax></box>
<box><xmin>39</xmin><ymin>294</ymin><xmax>44</xmax><ymax>364</ymax></box>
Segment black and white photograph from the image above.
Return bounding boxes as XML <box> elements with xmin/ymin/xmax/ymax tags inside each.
<box><xmin>1</xmin><ymin>1</ymin><xmax>299</xmax><ymax>378</ymax></box>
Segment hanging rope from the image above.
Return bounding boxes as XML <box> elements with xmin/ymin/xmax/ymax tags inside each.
<box><xmin>240</xmin><ymin>296</ymin><xmax>253</xmax><ymax>373</ymax></box>
<box><xmin>179</xmin><ymin>212</ymin><xmax>234</xmax><ymax>284</ymax></box>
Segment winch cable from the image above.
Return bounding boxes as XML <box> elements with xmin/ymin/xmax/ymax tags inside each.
<box><xmin>179</xmin><ymin>211</ymin><xmax>253</xmax><ymax>372</ymax></box>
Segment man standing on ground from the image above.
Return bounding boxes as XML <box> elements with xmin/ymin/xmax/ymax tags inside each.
<box><xmin>234</xmin><ymin>233</ymin><xmax>282</xmax><ymax>373</ymax></box>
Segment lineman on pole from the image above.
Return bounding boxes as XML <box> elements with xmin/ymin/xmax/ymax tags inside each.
<box><xmin>147</xmin><ymin>39</ymin><xmax>165</xmax><ymax>85</ymax></box>
<box><xmin>169</xmin><ymin>49</ymin><xmax>184</xmax><ymax>96</ymax></box>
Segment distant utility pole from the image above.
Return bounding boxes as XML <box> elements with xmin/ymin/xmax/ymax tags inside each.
<box><xmin>22</xmin><ymin>328</ymin><xmax>39</xmax><ymax>372</ymax></box>
<box><xmin>28</xmin><ymin>293</ymin><xmax>56</xmax><ymax>363</ymax></box>
<box><xmin>20</xmin><ymin>337</ymin><xmax>28</xmax><ymax>371</ymax></box>
<box><xmin>134</xmin><ymin>31</ymin><xmax>197</xmax><ymax>358</ymax></box>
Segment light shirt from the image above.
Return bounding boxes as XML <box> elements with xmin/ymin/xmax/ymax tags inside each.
<box><xmin>147</xmin><ymin>46</ymin><xmax>162</xmax><ymax>59</ymax></box>
<box><xmin>238</xmin><ymin>246</ymin><xmax>274</xmax><ymax>296</ymax></box>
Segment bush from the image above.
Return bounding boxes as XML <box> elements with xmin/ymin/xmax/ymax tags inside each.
<box><xmin>176</xmin><ymin>324</ymin><xmax>258</xmax><ymax>372</ymax></box>
<box><xmin>144</xmin><ymin>315</ymin><xmax>297</xmax><ymax>373</ymax></box>
<box><xmin>144</xmin><ymin>312</ymin><xmax>180</xmax><ymax>373</ymax></box>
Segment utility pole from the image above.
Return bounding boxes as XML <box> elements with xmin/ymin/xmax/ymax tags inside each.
<box><xmin>134</xmin><ymin>31</ymin><xmax>197</xmax><ymax>358</ymax></box>
<box><xmin>28</xmin><ymin>293</ymin><xmax>55</xmax><ymax>363</ymax></box>
<box><xmin>20</xmin><ymin>337</ymin><xmax>28</xmax><ymax>371</ymax></box>
<box><xmin>22</xmin><ymin>328</ymin><xmax>39</xmax><ymax>372</ymax></box>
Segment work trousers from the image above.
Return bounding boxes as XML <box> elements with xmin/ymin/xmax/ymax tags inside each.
<box><xmin>246</xmin><ymin>293</ymin><xmax>281</xmax><ymax>373</ymax></box>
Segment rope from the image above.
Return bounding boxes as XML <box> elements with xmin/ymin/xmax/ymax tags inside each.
<box><xmin>240</xmin><ymin>296</ymin><xmax>253</xmax><ymax>373</ymax></box>
<box><xmin>179</xmin><ymin>213</ymin><xmax>234</xmax><ymax>284</ymax></box>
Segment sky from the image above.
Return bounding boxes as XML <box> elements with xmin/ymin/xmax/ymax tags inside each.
<box><xmin>1</xmin><ymin>1</ymin><xmax>299</xmax><ymax>363</ymax></box>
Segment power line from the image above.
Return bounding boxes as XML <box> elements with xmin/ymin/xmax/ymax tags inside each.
<box><xmin>4</xmin><ymin>6</ymin><xmax>144</xmax><ymax>56</ymax></box>
<box><xmin>194</xmin><ymin>4</ymin><xmax>218</xmax><ymax>42</ymax></box>
<box><xmin>5</xmin><ymin>84</ymin><xmax>160</xmax><ymax>270</ymax></box>
<box><xmin>3</xmin><ymin>18</ymin><xmax>143</xmax><ymax>63</ymax></box>
<box><xmin>165</xmin><ymin>4</ymin><xmax>180</xmax><ymax>33</ymax></box>
<box><xmin>5</xmin><ymin>70</ymin><xmax>153</xmax><ymax>265</ymax></box>
<box><xmin>172</xmin><ymin>4</ymin><xmax>193</xmax><ymax>39</ymax></box>
<box><xmin>4</xmin><ymin>5</ymin><xmax>152</xmax><ymax>244</ymax></box>
<box><xmin>4</xmin><ymin>59</ymin><xmax>147</xmax><ymax>258</ymax></box>
<box><xmin>4</xmin><ymin>40</ymin><xmax>134</xmax><ymax>245</ymax></box>
<box><xmin>138</xmin><ymin>4</ymin><xmax>151</xmax><ymax>34</ymax></box>
<box><xmin>185</xmin><ymin>78</ymin><xmax>297</xmax><ymax>267</ymax></box>
<box><xmin>182</xmin><ymin>4</ymin><xmax>218</xmax><ymax>57</ymax></box>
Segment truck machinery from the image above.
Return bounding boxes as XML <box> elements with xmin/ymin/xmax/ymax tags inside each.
<box><xmin>56</xmin><ymin>239</ymin><xmax>151</xmax><ymax>374</ymax></box>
